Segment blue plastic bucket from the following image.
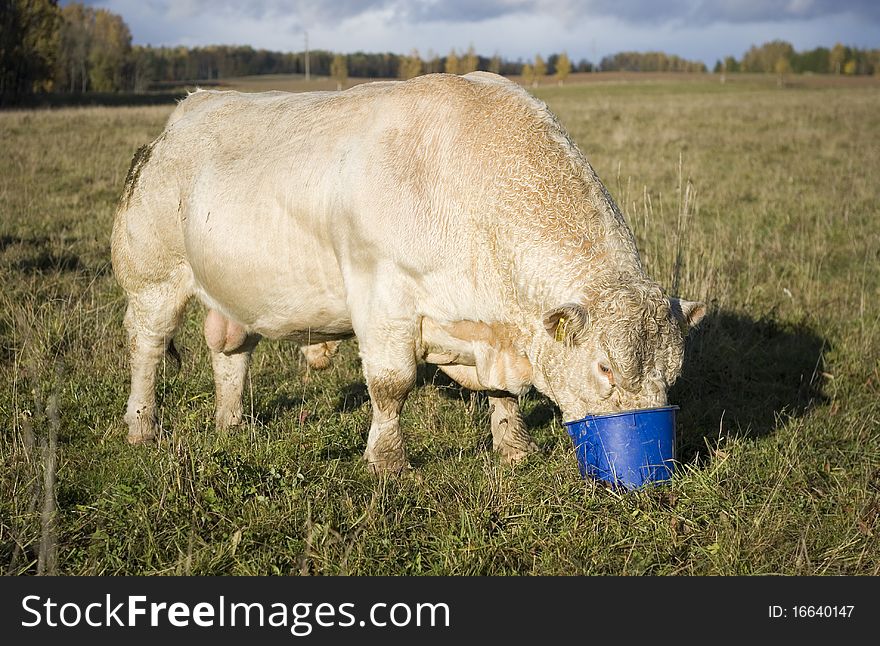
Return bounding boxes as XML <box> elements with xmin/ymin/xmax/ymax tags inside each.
<box><xmin>563</xmin><ymin>406</ymin><xmax>678</xmax><ymax>490</ymax></box>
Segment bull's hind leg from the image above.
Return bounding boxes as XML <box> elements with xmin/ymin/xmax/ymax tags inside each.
<box><xmin>438</xmin><ymin>365</ymin><xmax>539</xmax><ymax>464</ymax></box>
<box><xmin>203</xmin><ymin>309</ymin><xmax>260</xmax><ymax>430</ymax></box>
<box><xmin>122</xmin><ymin>274</ymin><xmax>191</xmax><ymax>443</ymax></box>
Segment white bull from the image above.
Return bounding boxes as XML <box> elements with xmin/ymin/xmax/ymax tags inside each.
<box><xmin>111</xmin><ymin>72</ymin><xmax>705</xmax><ymax>473</ymax></box>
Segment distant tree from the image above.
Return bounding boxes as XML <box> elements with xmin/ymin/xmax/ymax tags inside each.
<box><xmin>532</xmin><ymin>54</ymin><xmax>545</xmax><ymax>87</ymax></box>
<box><xmin>489</xmin><ymin>52</ymin><xmax>501</xmax><ymax>75</ymax></box>
<box><xmin>424</xmin><ymin>48</ymin><xmax>440</xmax><ymax>74</ymax></box>
<box><xmin>55</xmin><ymin>2</ymin><xmax>131</xmax><ymax>92</ymax></box>
<box><xmin>870</xmin><ymin>50</ymin><xmax>880</xmax><ymax>76</ymax></box>
<box><xmin>791</xmin><ymin>47</ymin><xmax>828</xmax><ymax>74</ymax></box>
<box><xmin>57</xmin><ymin>3</ymin><xmax>92</xmax><ymax>91</ymax></box>
<box><xmin>130</xmin><ymin>45</ymin><xmax>160</xmax><ymax>92</ymax></box>
<box><xmin>774</xmin><ymin>57</ymin><xmax>791</xmax><ymax>87</ymax></box>
<box><xmin>521</xmin><ymin>62</ymin><xmax>534</xmax><ymax>87</ymax></box>
<box><xmin>330</xmin><ymin>53</ymin><xmax>347</xmax><ymax>90</ymax></box>
<box><xmin>461</xmin><ymin>44</ymin><xmax>478</xmax><ymax>74</ymax></box>
<box><xmin>829</xmin><ymin>43</ymin><xmax>846</xmax><ymax>74</ymax></box>
<box><xmin>0</xmin><ymin>0</ymin><xmax>60</xmax><ymax>102</ymax></box>
<box><xmin>576</xmin><ymin>58</ymin><xmax>593</xmax><ymax>73</ymax></box>
<box><xmin>742</xmin><ymin>40</ymin><xmax>794</xmax><ymax>73</ymax></box>
<box><xmin>88</xmin><ymin>8</ymin><xmax>131</xmax><ymax>91</ymax></box>
<box><xmin>843</xmin><ymin>59</ymin><xmax>857</xmax><ymax>75</ymax></box>
<box><xmin>555</xmin><ymin>51</ymin><xmax>571</xmax><ymax>85</ymax></box>
<box><xmin>715</xmin><ymin>59</ymin><xmax>727</xmax><ymax>83</ymax></box>
<box><xmin>399</xmin><ymin>48</ymin><xmax>422</xmax><ymax>79</ymax></box>
<box><xmin>599</xmin><ymin>50</ymin><xmax>706</xmax><ymax>72</ymax></box>
<box><xmin>444</xmin><ymin>48</ymin><xmax>459</xmax><ymax>75</ymax></box>
<box><xmin>724</xmin><ymin>56</ymin><xmax>740</xmax><ymax>73</ymax></box>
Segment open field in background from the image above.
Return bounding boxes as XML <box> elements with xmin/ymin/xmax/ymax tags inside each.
<box><xmin>1</xmin><ymin>78</ymin><xmax>878</xmax><ymax>574</ymax></box>
<box><xmin>217</xmin><ymin>70</ymin><xmax>880</xmax><ymax>94</ymax></box>
<box><xmin>13</xmin><ymin>71</ymin><xmax>879</xmax><ymax>107</ymax></box>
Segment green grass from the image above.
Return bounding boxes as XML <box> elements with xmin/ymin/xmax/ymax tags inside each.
<box><xmin>1</xmin><ymin>79</ymin><xmax>879</xmax><ymax>575</ymax></box>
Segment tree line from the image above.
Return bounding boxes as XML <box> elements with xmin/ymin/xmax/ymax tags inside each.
<box><xmin>4</xmin><ymin>1</ymin><xmax>878</xmax><ymax>106</ymax></box>
<box><xmin>1</xmin><ymin>1</ymin><xmax>597</xmax><ymax>104</ymax></box>
<box><xmin>2</xmin><ymin>0</ymin><xmax>134</xmax><ymax>100</ymax></box>
<box><xmin>715</xmin><ymin>40</ymin><xmax>880</xmax><ymax>76</ymax></box>
<box><xmin>598</xmin><ymin>52</ymin><xmax>707</xmax><ymax>73</ymax></box>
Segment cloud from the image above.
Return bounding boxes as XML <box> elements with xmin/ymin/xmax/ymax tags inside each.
<box><xmin>687</xmin><ymin>0</ymin><xmax>880</xmax><ymax>24</ymax></box>
<box><xmin>75</xmin><ymin>0</ymin><xmax>878</xmax><ymax>65</ymax></box>
<box><xmin>89</xmin><ymin>0</ymin><xmax>880</xmax><ymax>28</ymax></box>
<box><xmin>142</xmin><ymin>0</ymin><xmax>387</xmax><ymax>25</ymax></box>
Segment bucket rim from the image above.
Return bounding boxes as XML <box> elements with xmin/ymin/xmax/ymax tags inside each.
<box><xmin>563</xmin><ymin>405</ymin><xmax>680</xmax><ymax>427</ymax></box>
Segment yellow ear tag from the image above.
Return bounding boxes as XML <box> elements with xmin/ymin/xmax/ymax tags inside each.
<box><xmin>555</xmin><ymin>316</ymin><xmax>568</xmax><ymax>343</ymax></box>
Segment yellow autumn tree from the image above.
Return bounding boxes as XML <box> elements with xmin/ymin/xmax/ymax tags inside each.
<box><xmin>445</xmin><ymin>49</ymin><xmax>459</xmax><ymax>75</ymax></box>
<box><xmin>774</xmin><ymin>56</ymin><xmax>791</xmax><ymax>87</ymax></box>
<box><xmin>461</xmin><ymin>44</ymin><xmax>478</xmax><ymax>74</ymax></box>
<box><xmin>489</xmin><ymin>53</ymin><xmax>501</xmax><ymax>75</ymax></box>
<box><xmin>521</xmin><ymin>62</ymin><xmax>534</xmax><ymax>87</ymax></box>
<box><xmin>830</xmin><ymin>43</ymin><xmax>846</xmax><ymax>74</ymax></box>
<box><xmin>555</xmin><ymin>51</ymin><xmax>571</xmax><ymax>85</ymax></box>
<box><xmin>330</xmin><ymin>53</ymin><xmax>347</xmax><ymax>90</ymax></box>
<box><xmin>532</xmin><ymin>54</ymin><xmax>546</xmax><ymax>87</ymax></box>
<box><xmin>399</xmin><ymin>49</ymin><xmax>423</xmax><ymax>80</ymax></box>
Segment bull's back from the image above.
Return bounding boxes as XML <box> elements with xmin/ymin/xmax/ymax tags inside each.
<box><xmin>163</xmin><ymin>83</ymin><xmax>498</xmax><ymax>329</ymax></box>
<box><xmin>118</xmin><ymin>75</ymin><xmax>572</xmax><ymax>339</ymax></box>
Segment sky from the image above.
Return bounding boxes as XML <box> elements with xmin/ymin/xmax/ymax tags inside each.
<box><xmin>72</xmin><ymin>1</ymin><xmax>880</xmax><ymax>66</ymax></box>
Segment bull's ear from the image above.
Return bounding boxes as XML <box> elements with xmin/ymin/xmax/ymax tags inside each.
<box><xmin>543</xmin><ymin>303</ymin><xmax>590</xmax><ymax>346</ymax></box>
<box><xmin>670</xmin><ymin>298</ymin><xmax>707</xmax><ymax>334</ymax></box>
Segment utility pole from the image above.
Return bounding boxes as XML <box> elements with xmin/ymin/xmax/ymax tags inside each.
<box><xmin>304</xmin><ymin>31</ymin><xmax>310</xmax><ymax>81</ymax></box>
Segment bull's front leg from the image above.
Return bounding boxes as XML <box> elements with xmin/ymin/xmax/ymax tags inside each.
<box><xmin>357</xmin><ymin>321</ymin><xmax>418</xmax><ymax>475</ymax></box>
<box><xmin>488</xmin><ymin>393</ymin><xmax>540</xmax><ymax>464</ymax></box>
<box><xmin>437</xmin><ymin>365</ymin><xmax>539</xmax><ymax>464</ymax></box>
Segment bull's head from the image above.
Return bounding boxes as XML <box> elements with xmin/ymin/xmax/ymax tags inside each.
<box><xmin>532</xmin><ymin>279</ymin><xmax>705</xmax><ymax>421</ymax></box>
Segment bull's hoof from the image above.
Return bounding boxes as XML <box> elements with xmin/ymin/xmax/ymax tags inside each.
<box><xmin>126</xmin><ymin>422</ymin><xmax>157</xmax><ymax>444</ymax></box>
<box><xmin>125</xmin><ymin>409</ymin><xmax>158</xmax><ymax>444</ymax></box>
<box><xmin>497</xmin><ymin>439</ymin><xmax>541</xmax><ymax>465</ymax></box>
<box><xmin>364</xmin><ymin>450</ymin><xmax>410</xmax><ymax>476</ymax></box>
<box><xmin>491</xmin><ymin>413</ymin><xmax>540</xmax><ymax>465</ymax></box>
<box><xmin>215</xmin><ymin>408</ymin><xmax>243</xmax><ymax>431</ymax></box>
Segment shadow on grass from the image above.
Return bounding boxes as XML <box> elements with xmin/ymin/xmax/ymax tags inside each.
<box><xmin>1</xmin><ymin>234</ymin><xmax>111</xmax><ymax>276</ymax></box>
<box><xmin>15</xmin><ymin>250</ymin><xmax>86</xmax><ymax>274</ymax></box>
<box><xmin>670</xmin><ymin>310</ymin><xmax>828</xmax><ymax>463</ymax></box>
<box><xmin>337</xmin><ymin>383</ymin><xmax>369</xmax><ymax>413</ymax></box>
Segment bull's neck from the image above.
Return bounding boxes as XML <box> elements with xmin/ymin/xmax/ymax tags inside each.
<box><xmin>499</xmin><ymin>229</ymin><xmax>643</xmax><ymax>313</ymax></box>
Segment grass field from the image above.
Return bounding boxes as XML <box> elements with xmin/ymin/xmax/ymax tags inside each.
<box><xmin>1</xmin><ymin>77</ymin><xmax>878</xmax><ymax>575</ymax></box>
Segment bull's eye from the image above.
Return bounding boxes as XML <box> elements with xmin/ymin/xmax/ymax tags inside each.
<box><xmin>598</xmin><ymin>362</ymin><xmax>613</xmax><ymax>377</ymax></box>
